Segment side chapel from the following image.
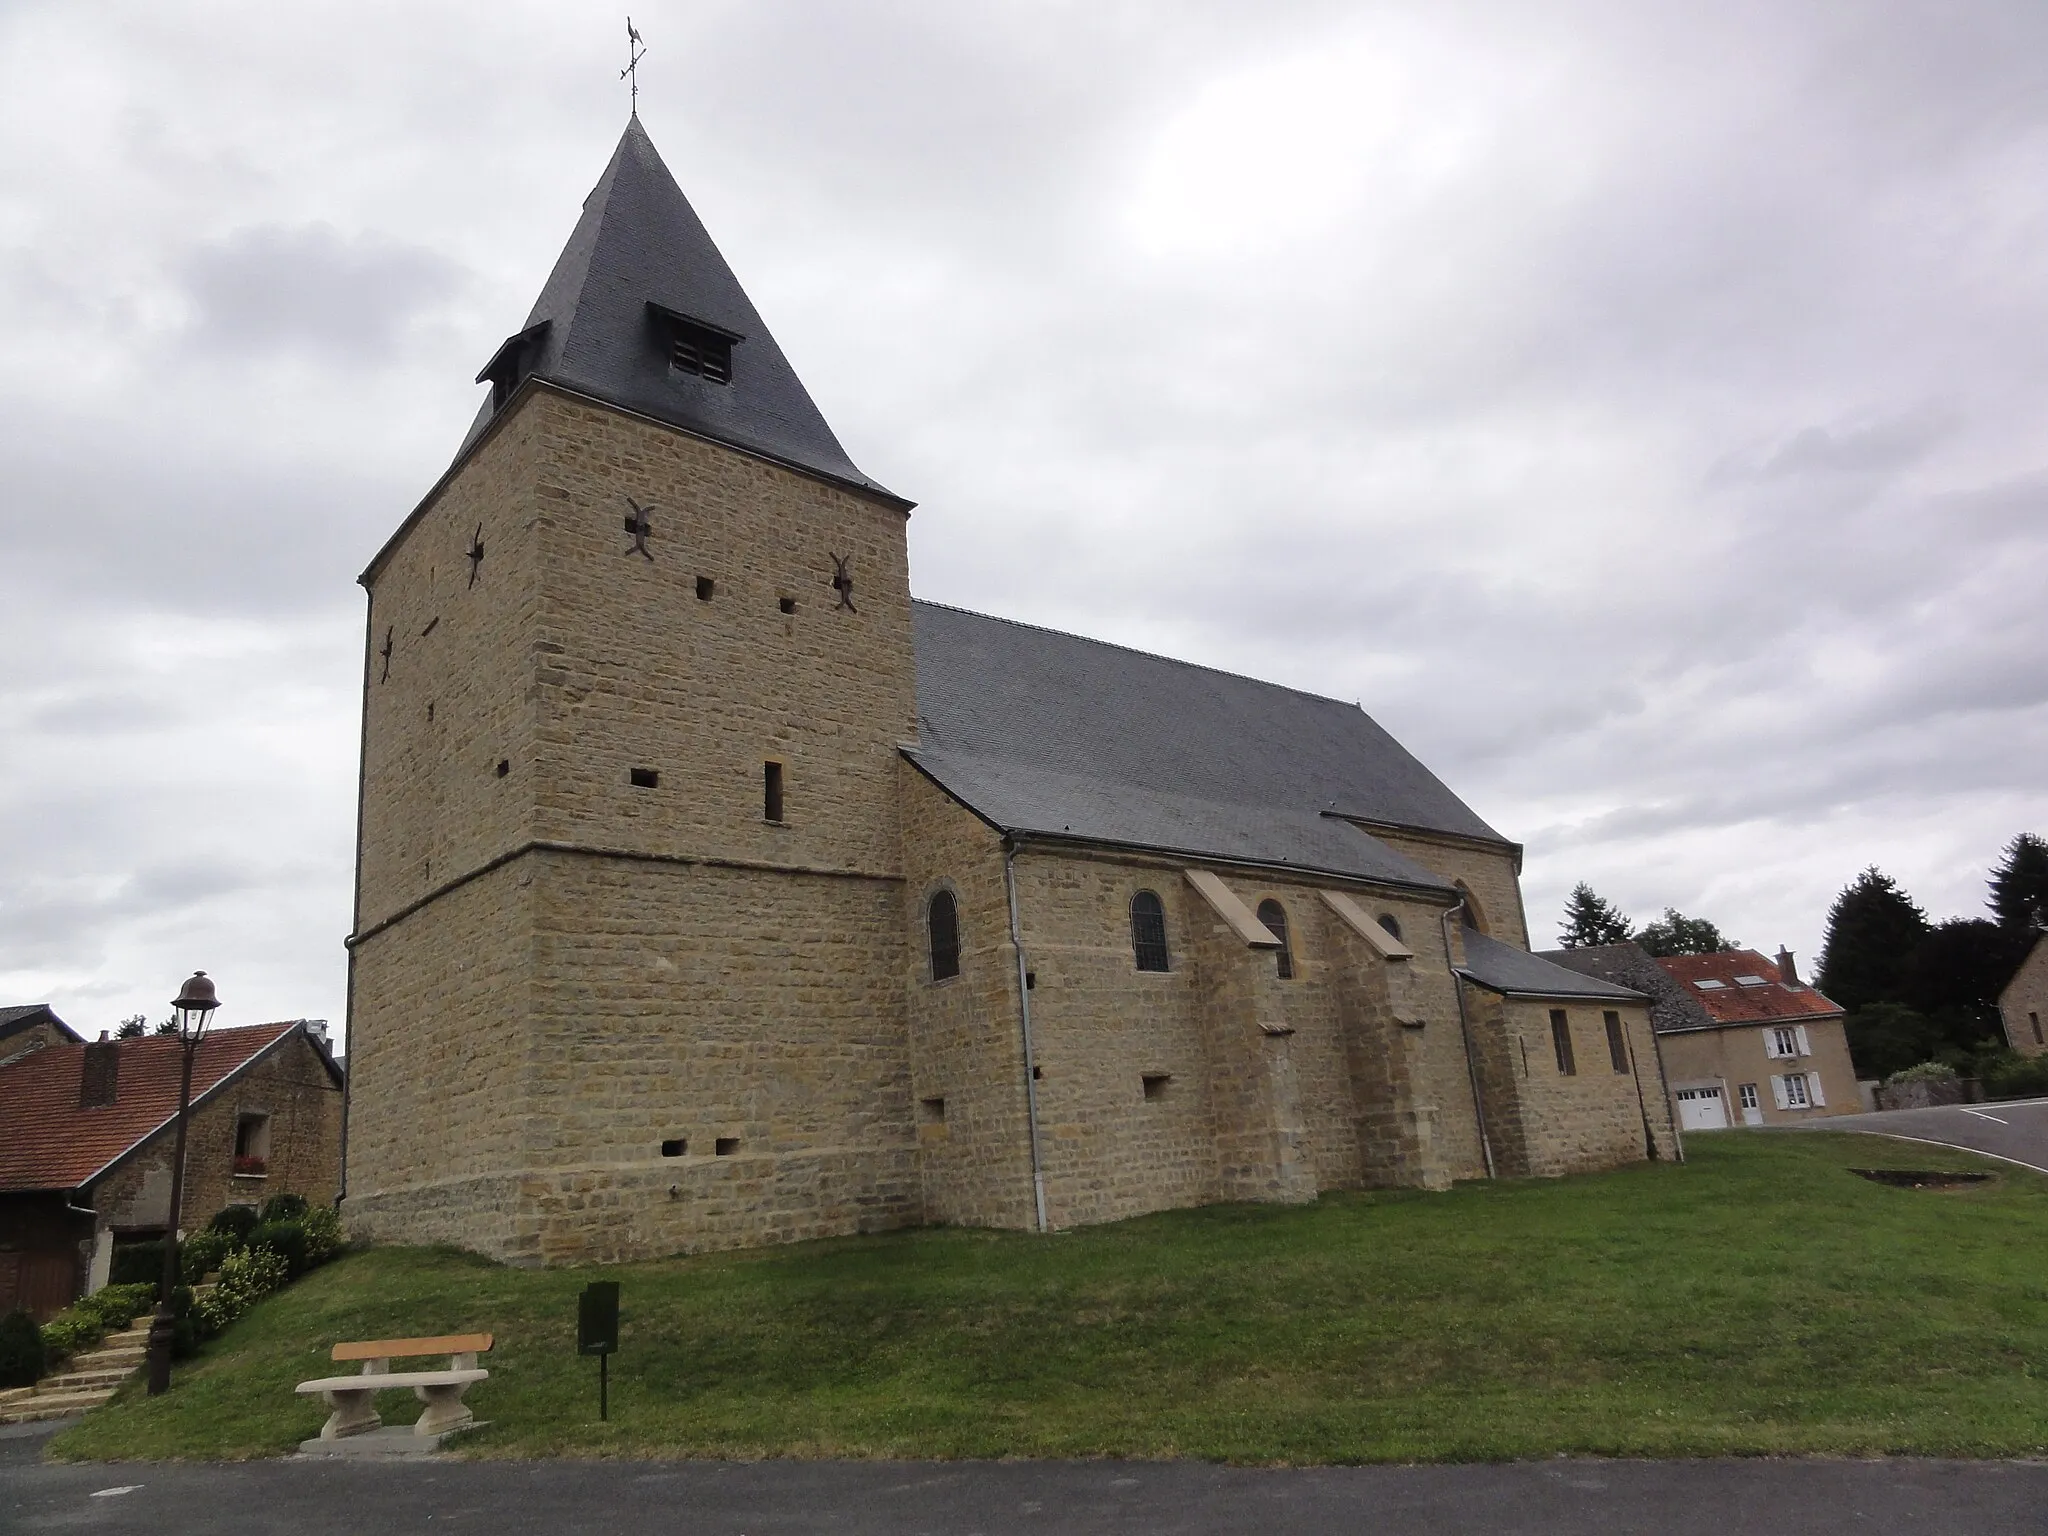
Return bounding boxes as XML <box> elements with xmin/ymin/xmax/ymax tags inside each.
<box><xmin>343</xmin><ymin>118</ymin><xmax>1678</xmax><ymax>1264</ymax></box>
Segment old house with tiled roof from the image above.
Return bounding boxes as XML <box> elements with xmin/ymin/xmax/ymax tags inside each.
<box><xmin>1542</xmin><ymin>943</ymin><xmax>1856</xmax><ymax>1130</ymax></box>
<box><xmin>343</xmin><ymin>117</ymin><xmax>1678</xmax><ymax>1267</ymax></box>
<box><xmin>0</xmin><ymin>1005</ymin><xmax>80</xmax><ymax>1069</ymax></box>
<box><xmin>0</xmin><ymin>1022</ymin><xmax>342</xmax><ymax>1319</ymax></box>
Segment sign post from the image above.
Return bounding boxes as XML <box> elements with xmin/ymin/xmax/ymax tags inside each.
<box><xmin>577</xmin><ymin>1280</ymin><xmax>620</xmax><ymax>1422</ymax></box>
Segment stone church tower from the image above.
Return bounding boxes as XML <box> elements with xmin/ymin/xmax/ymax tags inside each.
<box><xmin>344</xmin><ymin>118</ymin><xmax>925</xmax><ymax>1263</ymax></box>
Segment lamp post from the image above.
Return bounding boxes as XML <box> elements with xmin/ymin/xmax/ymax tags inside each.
<box><xmin>144</xmin><ymin>970</ymin><xmax>219</xmax><ymax>1396</ymax></box>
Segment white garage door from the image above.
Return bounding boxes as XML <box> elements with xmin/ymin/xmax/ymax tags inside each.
<box><xmin>1675</xmin><ymin>1086</ymin><xmax>1727</xmax><ymax>1131</ymax></box>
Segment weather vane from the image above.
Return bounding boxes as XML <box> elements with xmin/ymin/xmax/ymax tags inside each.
<box><xmin>621</xmin><ymin>17</ymin><xmax>646</xmax><ymax>114</ymax></box>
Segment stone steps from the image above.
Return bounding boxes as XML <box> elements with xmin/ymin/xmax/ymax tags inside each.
<box><xmin>0</xmin><ymin>1321</ymin><xmax>152</xmax><ymax>1425</ymax></box>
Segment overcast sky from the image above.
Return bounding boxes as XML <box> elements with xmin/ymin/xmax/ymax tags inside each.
<box><xmin>3</xmin><ymin>0</ymin><xmax>2044</xmax><ymax>1042</ymax></box>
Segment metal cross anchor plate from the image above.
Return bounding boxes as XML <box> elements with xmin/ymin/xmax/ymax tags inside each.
<box><xmin>830</xmin><ymin>552</ymin><xmax>856</xmax><ymax>612</ymax></box>
<box><xmin>623</xmin><ymin>497</ymin><xmax>657</xmax><ymax>559</ymax></box>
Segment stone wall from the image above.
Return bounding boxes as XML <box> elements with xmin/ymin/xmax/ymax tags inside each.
<box><xmin>1363</xmin><ymin>828</ymin><xmax>1530</xmax><ymax>949</ymax></box>
<box><xmin>2000</xmin><ymin>937</ymin><xmax>2048</xmax><ymax>1057</ymax></box>
<box><xmin>0</xmin><ymin>1019</ymin><xmax>71</xmax><ymax>1070</ymax></box>
<box><xmin>1466</xmin><ymin>993</ymin><xmax>1676</xmax><ymax>1175</ymax></box>
<box><xmin>348</xmin><ymin>386</ymin><xmax>924</xmax><ymax>1263</ymax></box>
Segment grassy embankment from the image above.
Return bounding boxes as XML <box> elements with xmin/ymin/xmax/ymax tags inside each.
<box><xmin>50</xmin><ymin>1132</ymin><xmax>2048</xmax><ymax>1463</ymax></box>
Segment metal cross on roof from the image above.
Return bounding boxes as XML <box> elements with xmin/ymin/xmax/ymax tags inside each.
<box><xmin>621</xmin><ymin>17</ymin><xmax>647</xmax><ymax>115</ymax></box>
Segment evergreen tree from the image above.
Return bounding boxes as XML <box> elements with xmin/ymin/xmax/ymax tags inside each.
<box><xmin>1816</xmin><ymin>867</ymin><xmax>1928</xmax><ymax>1012</ymax></box>
<box><xmin>1635</xmin><ymin>908</ymin><xmax>1733</xmax><ymax>957</ymax></box>
<box><xmin>114</xmin><ymin>1015</ymin><xmax>145</xmax><ymax>1039</ymax></box>
<box><xmin>1556</xmin><ymin>883</ymin><xmax>1633</xmax><ymax>948</ymax></box>
<box><xmin>1989</xmin><ymin>832</ymin><xmax>2048</xmax><ymax>932</ymax></box>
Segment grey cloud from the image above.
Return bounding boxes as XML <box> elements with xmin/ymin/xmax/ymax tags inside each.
<box><xmin>179</xmin><ymin>223</ymin><xmax>467</xmax><ymax>361</ymax></box>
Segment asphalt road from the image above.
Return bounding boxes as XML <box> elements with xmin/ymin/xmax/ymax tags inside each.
<box><xmin>1820</xmin><ymin>1095</ymin><xmax>2048</xmax><ymax>1172</ymax></box>
<box><xmin>7</xmin><ymin>1421</ymin><xmax>2048</xmax><ymax>1535</ymax></box>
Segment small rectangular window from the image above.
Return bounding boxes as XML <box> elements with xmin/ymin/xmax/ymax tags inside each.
<box><xmin>779</xmin><ymin>596</ymin><xmax>797</xmax><ymax>615</ymax></box>
<box><xmin>2032</xmin><ymin>1010</ymin><xmax>2043</xmax><ymax>1045</ymax></box>
<box><xmin>630</xmin><ymin>767</ymin><xmax>659</xmax><ymax>789</ymax></box>
<box><xmin>764</xmin><ymin>761</ymin><xmax>784</xmax><ymax>823</ymax></box>
<box><xmin>696</xmin><ymin>576</ymin><xmax>715</xmax><ymax>601</ymax></box>
<box><xmin>1784</xmin><ymin>1073</ymin><xmax>1811</xmax><ymax>1109</ymax></box>
<box><xmin>919</xmin><ymin>1097</ymin><xmax>946</xmax><ymax>1124</ymax></box>
<box><xmin>714</xmin><ymin>1137</ymin><xmax>740</xmax><ymax>1156</ymax></box>
<box><xmin>660</xmin><ymin>1138</ymin><xmax>687</xmax><ymax>1157</ymax></box>
<box><xmin>1142</xmin><ymin>1074</ymin><xmax>1171</xmax><ymax>1101</ymax></box>
<box><xmin>1604</xmin><ymin>1011</ymin><xmax>1628</xmax><ymax>1073</ymax></box>
<box><xmin>234</xmin><ymin>1113</ymin><xmax>271</xmax><ymax>1176</ymax></box>
<box><xmin>1550</xmin><ymin>1009</ymin><xmax>1576</xmax><ymax>1076</ymax></box>
<box><xmin>495</xmin><ymin>758</ymin><xmax>510</xmax><ymax>778</ymax></box>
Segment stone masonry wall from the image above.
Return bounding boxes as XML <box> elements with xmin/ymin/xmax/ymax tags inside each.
<box><xmin>349</xmin><ymin>386</ymin><xmax>923</xmax><ymax>1263</ymax></box>
<box><xmin>900</xmin><ymin>766</ymin><xmax>1037</xmax><ymax>1230</ymax></box>
<box><xmin>2000</xmin><ymin>939</ymin><xmax>2048</xmax><ymax>1057</ymax></box>
<box><xmin>1365</xmin><ymin>829</ymin><xmax>1530</xmax><ymax>949</ymax></box>
<box><xmin>1467</xmin><ymin>993</ymin><xmax>1675</xmax><ymax>1175</ymax></box>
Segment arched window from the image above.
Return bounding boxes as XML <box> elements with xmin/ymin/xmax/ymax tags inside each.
<box><xmin>1131</xmin><ymin>890</ymin><xmax>1170</xmax><ymax>972</ymax></box>
<box><xmin>1377</xmin><ymin>913</ymin><xmax>1402</xmax><ymax>942</ymax></box>
<box><xmin>1257</xmin><ymin>899</ymin><xmax>1295</xmax><ymax>980</ymax></box>
<box><xmin>927</xmin><ymin>889</ymin><xmax>960</xmax><ymax>981</ymax></box>
<box><xmin>1456</xmin><ymin>882</ymin><xmax>1487</xmax><ymax>934</ymax></box>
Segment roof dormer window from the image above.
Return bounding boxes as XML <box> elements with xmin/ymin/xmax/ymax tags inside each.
<box><xmin>649</xmin><ymin>303</ymin><xmax>742</xmax><ymax>387</ymax></box>
<box><xmin>475</xmin><ymin>320</ymin><xmax>551</xmax><ymax>413</ymax></box>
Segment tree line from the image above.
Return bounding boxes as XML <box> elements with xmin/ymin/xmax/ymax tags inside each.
<box><xmin>1556</xmin><ymin>833</ymin><xmax>2048</xmax><ymax>1081</ymax></box>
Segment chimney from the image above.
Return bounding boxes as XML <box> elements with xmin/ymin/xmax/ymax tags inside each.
<box><xmin>78</xmin><ymin>1037</ymin><xmax>121</xmax><ymax>1109</ymax></box>
<box><xmin>1776</xmin><ymin>947</ymin><xmax>1801</xmax><ymax>985</ymax></box>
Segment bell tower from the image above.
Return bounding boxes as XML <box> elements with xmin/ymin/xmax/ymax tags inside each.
<box><xmin>344</xmin><ymin>118</ymin><xmax>923</xmax><ymax>1263</ymax></box>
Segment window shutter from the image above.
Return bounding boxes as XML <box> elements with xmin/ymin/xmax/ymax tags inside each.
<box><xmin>1808</xmin><ymin>1073</ymin><xmax>1825</xmax><ymax>1107</ymax></box>
<box><xmin>1795</xmin><ymin>1025</ymin><xmax>1811</xmax><ymax>1057</ymax></box>
<box><xmin>1770</xmin><ymin>1075</ymin><xmax>1788</xmax><ymax>1109</ymax></box>
<box><xmin>1763</xmin><ymin>1031</ymin><xmax>1780</xmax><ymax>1059</ymax></box>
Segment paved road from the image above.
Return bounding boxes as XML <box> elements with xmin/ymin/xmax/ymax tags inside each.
<box><xmin>8</xmin><ymin>1421</ymin><xmax>2048</xmax><ymax>1535</ymax></box>
<box><xmin>1820</xmin><ymin>1095</ymin><xmax>2048</xmax><ymax>1172</ymax></box>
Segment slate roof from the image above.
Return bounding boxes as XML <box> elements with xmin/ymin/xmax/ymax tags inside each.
<box><xmin>455</xmin><ymin>116</ymin><xmax>904</xmax><ymax>507</ymax></box>
<box><xmin>1655</xmin><ymin>950</ymin><xmax>1843</xmax><ymax>1025</ymax></box>
<box><xmin>906</xmin><ymin>602</ymin><xmax>1510</xmax><ymax>891</ymax></box>
<box><xmin>1536</xmin><ymin>942</ymin><xmax>1719</xmax><ymax>1035</ymax></box>
<box><xmin>0</xmin><ymin>1023</ymin><xmax>322</xmax><ymax>1194</ymax></box>
<box><xmin>1457</xmin><ymin>930</ymin><xmax>1645</xmax><ymax>1001</ymax></box>
<box><xmin>0</xmin><ymin>1004</ymin><xmax>78</xmax><ymax>1047</ymax></box>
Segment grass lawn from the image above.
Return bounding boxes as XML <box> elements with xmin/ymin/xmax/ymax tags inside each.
<box><xmin>48</xmin><ymin>1132</ymin><xmax>2048</xmax><ymax>1463</ymax></box>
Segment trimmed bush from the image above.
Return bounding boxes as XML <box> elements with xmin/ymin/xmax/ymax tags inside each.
<box><xmin>1885</xmin><ymin>1060</ymin><xmax>1959</xmax><ymax>1086</ymax></box>
<box><xmin>77</xmin><ymin>1282</ymin><xmax>154</xmax><ymax>1330</ymax></box>
<box><xmin>0</xmin><ymin>1310</ymin><xmax>45</xmax><ymax>1389</ymax></box>
<box><xmin>258</xmin><ymin>1192</ymin><xmax>309</xmax><ymax>1225</ymax></box>
<box><xmin>192</xmin><ymin>1246</ymin><xmax>288</xmax><ymax>1337</ymax></box>
<box><xmin>247</xmin><ymin>1219</ymin><xmax>309</xmax><ymax>1277</ymax></box>
<box><xmin>179</xmin><ymin>1227</ymin><xmax>232</xmax><ymax>1283</ymax></box>
<box><xmin>39</xmin><ymin>1309</ymin><xmax>104</xmax><ymax>1362</ymax></box>
<box><xmin>207</xmin><ymin>1204</ymin><xmax>260</xmax><ymax>1244</ymax></box>
<box><xmin>108</xmin><ymin>1241</ymin><xmax>165</xmax><ymax>1288</ymax></box>
<box><xmin>1983</xmin><ymin>1051</ymin><xmax>2048</xmax><ymax>1101</ymax></box>
<box><xmin>300</xmin><ymin>1205</ymin><xmax>344</xmax><ymax>1264</ymax></box>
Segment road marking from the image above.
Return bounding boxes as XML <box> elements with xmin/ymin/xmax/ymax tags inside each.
<box><xmin>1958</xmin><ymin>1108</ymin><xmax>2009</xmax><ymax>1124</ymax></box>
<box><xmin>90</xmin><ymin>1486</ymin><xmax>142</xmax><ymax>1499</ymax></box>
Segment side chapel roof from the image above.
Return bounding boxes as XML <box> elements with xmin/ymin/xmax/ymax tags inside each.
<box><xmin>455</xmin><ymin>116</ymin><xmax>905</xmax><ymax>507</ymax></box>
<box><xmin>906</xmin><ymin>602</ymin><xmax>1510</xmax><ymax>892</ymax></box>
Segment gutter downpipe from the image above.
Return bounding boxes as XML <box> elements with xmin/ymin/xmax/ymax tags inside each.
<box><xmin>1440</xmin><ymin>902</ymin><xmax>1497</xmax><ymax>1180</ymax></box>
<box><xmin>1002</xmin><ymin>837</ymin><xmax>1050</xmax><ymax>1233</ymax></box>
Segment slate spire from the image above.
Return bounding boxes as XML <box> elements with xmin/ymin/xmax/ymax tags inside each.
<box><xmin>460</xmin><ymin>118</ymin><xmax>904</xmax><ymax>506</ymax></box>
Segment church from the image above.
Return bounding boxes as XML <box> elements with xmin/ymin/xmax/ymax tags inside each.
<box><xmin>341</xmin><ymin>117</ymin><xmax>1678</xmax><ymax>1265</ymax></box>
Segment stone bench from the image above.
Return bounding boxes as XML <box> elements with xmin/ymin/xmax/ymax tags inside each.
<box><xmin>295</xmin><ymin>1332</ymin><xmax>493</xmax><ymax>1439</ymax></box>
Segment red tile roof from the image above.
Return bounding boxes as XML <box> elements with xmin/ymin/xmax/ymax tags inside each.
<box><xmin>0</xmin><ymin>1023</ymin><xmax>302</xmax><ymax>1193</ymax></box>
<box><xmin>1655</xmin><ymin>951</ymin><xmax>1843</xmax><ymax>1025</ymax></box>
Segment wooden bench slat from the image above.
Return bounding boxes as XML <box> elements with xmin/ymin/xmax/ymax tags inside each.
<box><xmin>332</xmin><ymin>1333</ymin><xmax>493</xmax><ymax>1362</ymax></box>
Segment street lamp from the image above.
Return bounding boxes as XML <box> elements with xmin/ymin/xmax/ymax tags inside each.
<box><xmin>144</xmin><ymin>970</ymin><xmax>219</xmax><ymax>1396</ymax></box>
